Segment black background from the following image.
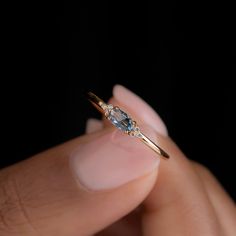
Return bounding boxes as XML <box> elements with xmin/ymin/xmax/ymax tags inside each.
<box><xmin>1</xmin><ymin>2</ymin><xmax>235</xmax><ymax>200</ymax></box>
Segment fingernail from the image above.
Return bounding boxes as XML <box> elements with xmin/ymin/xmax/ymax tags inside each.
<box><xmin>85</xmin><ymin>118</ymin><xmax>103</xmax><ymax>134</ymax></box>
<box><xmin>113</xmin><ymin>85</ymin><xmax>168</xmax><ymax>136</ymax></box>
<box><xmin>70</xmin><ymin>128</ymin><xmax>160</xmax><ymax>191</ymax></box>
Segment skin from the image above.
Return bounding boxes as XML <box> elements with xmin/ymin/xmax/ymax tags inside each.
<box><xmin>0</xmin><ymin>85</ymin><xmax>235</xmax><ymax>236</ymax></box>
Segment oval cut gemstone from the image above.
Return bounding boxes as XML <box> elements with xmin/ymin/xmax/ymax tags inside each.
<box><xmin>108</xmin><ymin>107</ymin><xmax>133</xmax><ymax>132</ymax></box>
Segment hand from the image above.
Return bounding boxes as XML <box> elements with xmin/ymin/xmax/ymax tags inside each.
<box><xmin>0</xmin><ymin>85</ymin><xmax>235</xmax><ymax>236</ymax></box>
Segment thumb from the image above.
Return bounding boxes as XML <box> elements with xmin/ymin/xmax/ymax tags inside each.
<box><xmin>0</xmin><ymin>126</ymin><xmax>160</xmax><ymax>235</ymax></box>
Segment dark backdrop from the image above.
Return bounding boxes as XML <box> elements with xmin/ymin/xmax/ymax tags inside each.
<box><xmin>1</xmin><ymin>2</ymin><xmax>235</xmax><ymax>200</ymax></box>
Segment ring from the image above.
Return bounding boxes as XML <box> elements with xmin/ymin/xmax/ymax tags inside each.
<box><xmin>87</xmin><ymin>92</ymin><xmax>170</xmax><ymax>159</ymax></box>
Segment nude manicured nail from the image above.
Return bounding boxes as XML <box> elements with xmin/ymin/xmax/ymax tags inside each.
<box><xmin>113</xmin><ymin>85</ymin><xmax>168</xmax><ymax>136</ymax></box>
<box><xmin>71</xmin><ymin>127</ymin><xmax>159</xmax><ymax>191</ymax></box>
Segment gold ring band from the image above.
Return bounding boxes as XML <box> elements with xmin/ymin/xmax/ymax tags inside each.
<box><xmin>87</xmin><ymin>92</ymin><xmax>169</xmax><ymax>159</ymax></box>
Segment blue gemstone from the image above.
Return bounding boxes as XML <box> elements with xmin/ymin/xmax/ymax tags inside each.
<box><xmin>108</xmin><ymin>107</ymin><xmax>133</xmax><ymax>132</ymax></box>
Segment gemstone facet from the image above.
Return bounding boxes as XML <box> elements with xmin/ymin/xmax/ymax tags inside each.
<box><xmin>107</xmin><ymin>107</ymin><xmax>133</xmax><ymax>132</ymax></box>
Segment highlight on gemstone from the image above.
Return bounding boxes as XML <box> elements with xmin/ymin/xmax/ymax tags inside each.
<box><xmin>106</xmin><ymin>106</ymin><xmax>134</xmax><ymax>132</ymax></box>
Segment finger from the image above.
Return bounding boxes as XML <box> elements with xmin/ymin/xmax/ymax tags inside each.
<box><xmin>0</xmin><ymin>127</ymin><xmax>160</xmax><ymax>236</ymax></box>
<box><xmin>192</xmin><ymin>162</ymin><xmax>236</xmax><ymax>235</ymax></box>
<box><xmin>142</xmin><ymin>137</ymin><xmax>222</xmax><ymax>236</ymax></box>
<box><xmin>85</xmin><ymin>118</ymin><xmax>103</xmax><ymax>134</ymax></box>
<box><xmin>111</xmin><ymin>85</ymin><xmax>222</xmax><ymax>236</ymax></box>
<box><xmin>96</xmin><ymin>209</ymin><xmax>142</xmax><ymax>236</ymax></box>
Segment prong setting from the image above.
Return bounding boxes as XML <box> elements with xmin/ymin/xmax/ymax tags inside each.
<box><xmin>128</xmin><ymin>121</ymin><xmax>142</xmax><ymax>138</ymax></box>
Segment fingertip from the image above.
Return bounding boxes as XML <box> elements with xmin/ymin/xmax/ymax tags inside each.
<box><xmin>72</xmin><ymin>128</ymin><xmax>160</xmax><ymax>191</ymax></box>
